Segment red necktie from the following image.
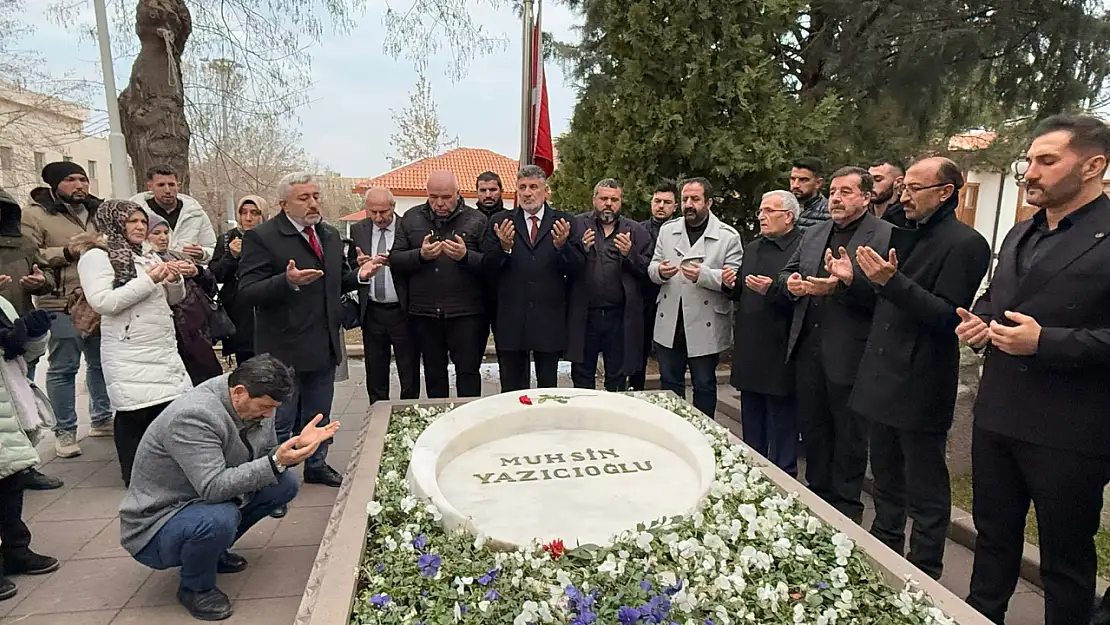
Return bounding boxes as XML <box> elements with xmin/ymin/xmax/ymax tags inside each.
<box><xmin>529</xmin><ymin>215</ymin><xmax>539</xmax><ymax>244</ymax></box>
<box><xmin>303</xmin><ymin>226</ymin><xmax>323</xmax><ymax>259</ymax></box>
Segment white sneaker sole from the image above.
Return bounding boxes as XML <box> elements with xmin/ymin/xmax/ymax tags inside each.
<box><xmin>54</xmin><ymin>445</ymin><xmax>82</xmax><ymax>459</ymax></box>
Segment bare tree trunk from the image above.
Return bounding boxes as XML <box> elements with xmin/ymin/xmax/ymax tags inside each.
<box><xmin>118</xmin><ymin>0</ymin><xmax>192</xmax><ymax>192</ymax></box>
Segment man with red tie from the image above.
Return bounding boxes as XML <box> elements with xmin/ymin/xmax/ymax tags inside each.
<box><xmin>480</xmin><ymin>165</ymin><xmax>585</xmax><ymax>391</ymax></box>
<box><xmin>237</xmin><ymin>172</ymin><xmax>380</xmax><ymax>509</ymax></box>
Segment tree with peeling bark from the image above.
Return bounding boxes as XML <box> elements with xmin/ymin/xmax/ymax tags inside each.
<box><xmin>388</xmin><ymin>74</ymin><xmax>459</xmax><ymax>168</ymax></box>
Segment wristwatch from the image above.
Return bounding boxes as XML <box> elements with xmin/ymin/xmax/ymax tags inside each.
<box><xmin>270</xmin><ymin>453</ymin><xmax>288</xmax><ymax>474</ymax></box>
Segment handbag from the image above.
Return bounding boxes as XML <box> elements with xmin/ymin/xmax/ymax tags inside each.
<box><xmin>205</xmin><ymin>292</ymin><xmax>237</xmax><ymax>341</ymax></box>
<box><xmin>64</xmin><ymin>287</ymin><xmax>101</xmax><ymax>338</ymax></box>
<box><xmin>29</xmin><ymin>382</ymin><xmax>56</xmax><ymax>430</ymax></box>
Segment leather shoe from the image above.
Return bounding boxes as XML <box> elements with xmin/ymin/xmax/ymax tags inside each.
<box><xmin>20</xmin><ymin>468</ymin><xmax>64</xmax><ymax>491</ymax></box>
<box><xmin>177</xmin><ymin>586</ymin><xmax>234</xmax><ymax>621</ymax></box>
<box><xmin>217</xmin><ymin>551</ymin><xmax>248</xmax><ymax>575</ymax></box>
<box><xmin>304</xmin><ymin>464</ymin><xmax>343</xmax><ymax>488</ymax></box>
<box><xmin>269</xmin><ymin>504</ymin><xmax>287</xmax><ymax>519</ymax></box>
<box><xmin>2</xmin><ymin>549</ymin><xmax>59</xmax><ymax>575</ymax></box>
<box><xmin>0</xmin><ymin>577</ymin><xmax>15</xmax><ymax>601</ymax></box>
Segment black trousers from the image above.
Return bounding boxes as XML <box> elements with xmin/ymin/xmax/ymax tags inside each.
<box><xmin>627</xmin><ymin>303</ymin><xmax>656</xmax><ymax>391</ymax></box>
<box><xmin>411</xmin><ymin>314</ymin><xmax>484</xmax><ymax>398</ymax></box>
<box><xmin>0</xmin><ymin>473</ymin><xmax>31</xmax><ymax>563</ymax></box>
<box><xmin>233</xmin><ymin>350</ymin><xmax>255</xmax><ymax>367</ymax></box>
<box><xmin>794</xmin><ymin>345</ymin><xmax>868</xmax><ymax>524</ymax></box>
<box><xmin>115</xmin><ymin>401</ymin><xmax>171</xmax><ymax>487</ymax></box>
<box><xmin>498</xmin><ymin>350</ymin><xmax>560</xmax><ymax>392</ymax></box>
<box><xmin>868</xmin><ymin>421</ymin><xmax>950</xmax><ymax>580</ymax></box>
<box><xmin>361</xmin><ymin>302</ymin><xmax>420</xmax><ymax>404</ymax></box>
<box><xmin>571</xmin><ymin>308</ymin><xmax>627</xmax><ymax>392</ymax></box>
<box><xmin>967</xmin><ymin>426</ymin><xmax>1110</xmax><ymax>625</ymax></box>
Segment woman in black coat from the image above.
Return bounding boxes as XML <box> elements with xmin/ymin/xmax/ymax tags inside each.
<box><xmin>209</xmin><ymin>195</ymin><xmax>267</xmax><ymax>365</ymax></box>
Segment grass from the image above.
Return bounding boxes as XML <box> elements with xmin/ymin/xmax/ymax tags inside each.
<box><xmin>949</xmin><ymin>473</ymin><xmax>1110</xmax><ymax>579</ymax></box>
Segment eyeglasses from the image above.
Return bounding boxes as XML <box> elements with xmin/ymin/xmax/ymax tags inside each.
<box><xmin>758</xmin><ymin>208</ymin><xmax>793</xmax><ymax>215</ymax></box>
<box><xmin>902</xmin><ymin>182</ymin><xmax>950</xmax><ymax>195</ymax></box>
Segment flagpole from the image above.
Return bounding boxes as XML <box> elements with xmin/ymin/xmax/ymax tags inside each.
<box><xmin>519</xmin><ymin>0</ymin><xmax>535</xmax><ymax>167</ymax></box>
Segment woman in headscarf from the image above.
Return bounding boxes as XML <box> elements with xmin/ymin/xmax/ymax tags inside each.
<box><xmin>147</xmin><ymin>213</ymin><xmax>223</xmax><ymax>385</ymax></box>
<box><xmin>209</xmin><ymin>195</ymin><xmax>267</xmax><ymax>365</ymax></box>
<box><xmin>0</xmin><ymin>299</ymin><xmax>59</xmax><ymax>601</ymax></box>
<box><xmin>75</xmin><ymin>200</ymin><xmax>191</xmax><ymax>486</ymax></box>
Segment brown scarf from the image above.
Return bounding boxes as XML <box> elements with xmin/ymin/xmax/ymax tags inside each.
<box><xmin>93</xmin><ymin>199</ymin><xmax>146</xmax><ymax>288</ymax></box>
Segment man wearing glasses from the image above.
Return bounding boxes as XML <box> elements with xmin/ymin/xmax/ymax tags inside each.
<box><xmin>850</xmin><ymin>157</ymin><xmax>991</xmax><ymax>580</ymax></box>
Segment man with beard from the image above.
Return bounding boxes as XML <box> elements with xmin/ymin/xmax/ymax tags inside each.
<box><xmin>649</xmin><ymin>178</ymin><xmax>742</xmax><ymax>417</ymax></box>
<box><xmin>566</xmin><ymin>179</ymin><xmax>652</xmax><ymax>391</ymax></box>
<box><xmin>868</xmin><ymin>159</ymin><xmax>910</xmax><ymax>227</ymax></box>
<box><xmin>129</xmin><ymin>166</ymin><xmax>217</xmax><ymax>265</ymax></box>
<box><xmin>475</xmin><ymin>171</ymin><xmax>507</xmax><ymax>352</ymax></box>
<box><xmin>22</xmin><ymin>162</ymin><xmax>113</xmax><ymax>459</ymax></box>
<box><xmin>850</xmin><ymin>157</ymin><xmax>991</xmax><ymax>580</ymax></box>
<box><xmin>391</xmin><ymin>171</ymin><xmax>488</xmax><ymax>398</ymax></box>
<box><xmin>481</xmin><ymin>165</ymin><xmax>582</xmax><ymax>391</ymax></box>
<box><xmin>629</xmin><ymin>180</ymin><xmax>678</xmax><ymax>390</ymax></box>
<box><xmin>779</xmin><ymin>166</ymin><xmax>893</xmax><ymax>524</ymax></box>
<box><xmin>790</xmin><ymin>157</ymin><xmax>831</xmax><ymax>230</ymax></box>
<box><xmin>955</xmin><ymin>115</ymin><xmax>1110</xmax><ymax>625</ymax></box>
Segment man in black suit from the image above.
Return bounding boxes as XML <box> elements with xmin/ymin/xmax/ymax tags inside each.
<box><xmin>481</xmin><ymin>164</ymin><xmax>583</xmax><ymax>391</ymax></box>
<box><xmin>391</xmin><ymin>171</ymin><xmax>488</xmax><ymax>398</ymax></box>
<box><xmin>629</xmin><ymin>180</ymin><xmax>678</xmax><ymax>390</ymax></box>
<box><xmin>349</xmin><ymin>188</ymin><xmax>420</xmax><ymax>404</ymax></box>
<box><xmin>723</xmin><ymin>190</ymin><xmax>802</xmax><ymax>477</ymax></box>
<box><xmin>850</xmin><ymin>157</ymin><xmax>992</xmax><ymax>580</ymax></box>
<box><xmin>475</xmin><ymin>172</ymin><xmax>509</xmax><ymax>355</ymax></box>
<box><xmin>956</xmin><ymin>114</ymin><xmax>1110</xmax><ymax>625</ymax></box>
<box><xmin>868</xmin><ymin>159</ymin><xmax>910</xmax><ymax>227</ymax></box>
<box><xmin>566</xmin><ymin>179</ymin><xmax>652</xmax><ymax>392</ymax></box>
<box><xmin>237</xmin><ymin>172</ymin><xmax>380</xmax><ymax>498</ymax></box>
<box><xmin>779</xmin><ymin>166</ymin><xmax>894</xmax><ymax>523</ymax></box>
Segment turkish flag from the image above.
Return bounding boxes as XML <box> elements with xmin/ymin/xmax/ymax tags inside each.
<box><xmin>530</xmin><ymin>7</ymin><xmax>554</xmax><ymax>176</ymax></box>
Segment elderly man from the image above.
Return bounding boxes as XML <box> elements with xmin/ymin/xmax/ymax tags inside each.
<box><xmin>957</xmin><ymin>115</ymin><xmax>1110</xmax><ymax>625</ymax></box>
<box><xmin>850</xmin><ymin>157</ymin><xmax>991</xmax><ymax>579</ymax></box>
<box><xmin>566</xmin><ymin>179</ymin><xmax>652</xmax><ymax>392</ymax></box>
<box><xmin>391</xmin><ymin>171</ymin><xmax>488</xmax><ymax>398</ymax></box>
<box><xmin>722</xmin><ymin>190</ymin><xmax>802</xmax><ymax>476</ymax></box>
<box><xmin>130</xmin><ymin>166</ymin><xmax>217</xmax><ymax>264</ymax></box>
<box><xmin>481</xmin><ymin>165</ymin><xmax>582</xmax><ymax>391</ymax></box>
<box><xmin>237</xmin><ymin>173</ymin><xmax>380</xmax><ymax>498</ymax></box>
<box><xmin>121</xmin><ymin>355</ymin><xmax>339</xmax><ymax>621</ymax></box>
<box><xmin>648</xmin><ymin>177</ymin><xmax>743</xmax><ymax>417</ymax></box>
<box><xmin>779</xmin><ymin>166</ymin><xmax>894</xmax><ymax>524</ymax></box>
<box><xmin>349</xmin><ymin>188</ymin><xmax>419</xmax><ymax>404</ymax></box>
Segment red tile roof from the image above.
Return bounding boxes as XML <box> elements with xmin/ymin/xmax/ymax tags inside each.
<box><xmin>948</xmin><ymin>131</ymin><xmax>998</xmax><ymax>151</ymax></box>
<box><xmin>350</xmin><ymin>147</ymin><xmax>518</xmax><ymax>200</ymax></box>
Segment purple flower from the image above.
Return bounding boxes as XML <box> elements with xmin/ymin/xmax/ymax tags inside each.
<box><xmin>663</xmin><ymin>579</ymin><xmax>684</xmax><ymax>596</ymax></box>
<box><xmin>639</xmin><ymin>579</ymin><xmax>653</xmax><ymax>592</ymax></box>
<box><xmin>478</xmin><ymin>568</ymin><xmax>499</xmax><ymax>586</ymax></box>
<box><xmin>565</xmin><ymin>584</ymin><xmax>583</xmax><ymax>602</ymax></box>
<box><xmin>815</xmin><ymin>580</ymin><xmax>830</xmax><ymax>590</ymax></box>
<box><xmin>459</xmin><ymin>604</ymin><xmax>468</xmax><ymax>614</ymax></box>
<box><xmin>417</xmin><ymin>553</ymin><xmax>442</xmax><ymax>578</ymax></box>
<box><xmin>374</xmin><ymin>562</ymin><xmax>385</xmax><ymax>573</ymax></box>
<box><xmin>412</xmin><ymin>534</ymin><xmax>427</xmax><ymax>551</ymax></box>
<box><xmin>484</xmin><ymin>589</ymin><xmax>501</xmax><ymax>601</ymax></box>
<box><xmin>370</xmin><ymin>593</ymin><xmax>391</xmax><ymax>608</ymax></box>
<box><xmin>703</xmin><ymin>620</ymin><xmax>717</xmax><ymax>625</ymax></box>
<box><xmin>572</xmin><ymin>610</ymin><xmax>597</xmax><ymax>625</ymax></box>
<box><xmin>618</xmin><ymin>606</ymin><xmax>641</xmax><ymax>625</ymax></box>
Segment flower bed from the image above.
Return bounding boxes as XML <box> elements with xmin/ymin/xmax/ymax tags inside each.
<box><xmin>352</xmin><ymin>393</ymin><xmax>955</xmax><ymax>625</ymax></box>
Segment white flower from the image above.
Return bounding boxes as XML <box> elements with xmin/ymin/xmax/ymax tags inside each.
<box><xmin>817</xmin><ymin>607</ymin><xmax>839</xmax><ymax>625</ymax></box>
<box><xmin>635</xmin><ymin>531</ymin><xmax>654</xmax><ymax>551</ymax></box>
<box><xmin>382</xmin><ymin>536</ymin><xmax>398</xmax><ymax>551</ymax></box>
<box><xmin>453</xmin><ymin>602</ymin><xmax>462</xmax><ymax>622</ymax></box>
<box><xmin>657</xmin><ymin>570</ymin><xmax>678</xmax><ymax>588</ymax></box>
<box><xmin>366</xmin><ymin>501</ymin><xmax>383</xmax><ymax>516</ymax></box>
<box><xmin>400</xmin><ymin>496</ymin><xmax>418</xmax><ymax>513</ymax></box>
<box><xmin>425</xmin><ymin>503</ymin><xmax>443</xmax><ymax>521</ymax></box>
<box><xmin>556</xmin><ymin>569</ymin><xmax>571</xmax><ymax>587</ymax></box>
<box><xmin>473</xmin><ymin>533</ymin><xmax>488</xmax><ymax>550</ymax></box>
<box><xmin>713</xmin><ymin>575</ymin><xmax>732</xmax><ymax>591</ymax></box>
<box><xmin>514</xmin><ymin>600</ymin><xmax>539</xmax><ymax>625</ymax></box>
<box><xmin>478</xmin><ymin>600</ymin><xmax>490</xmax><ymax>613</ymax></box>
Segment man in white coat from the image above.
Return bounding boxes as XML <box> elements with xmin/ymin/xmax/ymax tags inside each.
<box><xmin>648</xmin><ymin>177</ymin><xmax>743</xmax><ymax>417</ymax></box>
<box><xmin>130</xmin><ymin>166</ymin><xmax>218</xmax><ymax>265</ymax></box>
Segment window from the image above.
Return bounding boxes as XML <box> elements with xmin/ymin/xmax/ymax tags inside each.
<box><xmin>957</xmin><ymin>182</ymin><xmax>979</xmax><ymax>227</ymax></box>
<box><xmin>33</xmin><ymin>151</ymin><xmax>44</xmax><ymax>171</ymax></box>
<box><xmin>62</xmin><ymin>155</ymin><xmax>72</xmax><ymax>162</ymax></box>
<box><xmin>1014</xmin><ymin>185</ymin><xmax>1039</xmax><ymax>223</ymax></box>
<box><xmin>87</xmin><ymin>160</ymin><xmax>98</xmax><ymax>179</ymax></box>
<box><xmin>0</xmin><ymin>147</ymin><xmax>11</xmax><ymax>172</ymax></box>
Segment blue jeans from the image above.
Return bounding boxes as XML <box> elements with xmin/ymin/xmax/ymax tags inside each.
<box><xmin>133</xmin><ymin>471</ymin><xmax>299</xmax><ymax>591</ymax></box>
<box><xmin>274</xmin><ymin>367</ymin><xmax>335</xmax><ymax>470</ymax></box>
<box><xmin>739</xmin><ymin>391</ymin><xmax>798</xmax><ymax>477</ymax></box>
<box><xmin>655</xmin><ymin>332</ymin><xmax>719</xmax><ymax>417</ymax></box>
<box><xmin>571</xmin><ymin>308</ymin><xmax>627</xmax><ymax>392</ymax></box>
<box><xmin>44</xmin><ymin>312</ymin><xmax>112</xmax><ymax>434</ymax></box>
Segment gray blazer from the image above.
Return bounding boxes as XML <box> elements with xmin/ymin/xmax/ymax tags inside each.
<box><xmin>648</xmin><ymin>213</ymin><xmax>744</xmax><ymax>357</ymax></box>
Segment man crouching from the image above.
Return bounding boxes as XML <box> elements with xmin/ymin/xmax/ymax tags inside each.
<box><xmin>119</xmin><ymin>354</ymin><xmax>340</xmax><ymax>621</ymax></box>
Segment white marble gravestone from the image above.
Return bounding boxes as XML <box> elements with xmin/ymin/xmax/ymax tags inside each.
<box><xmin>406</xmin><ymin>389</ymin><xmax>717</xmax><ymax>549</ymax></box>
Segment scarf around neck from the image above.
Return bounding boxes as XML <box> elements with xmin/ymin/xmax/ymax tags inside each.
<box><xmin>94</xmin><ymin>199</ymin><xmax>146</xmax><ymax>288</ymax></box>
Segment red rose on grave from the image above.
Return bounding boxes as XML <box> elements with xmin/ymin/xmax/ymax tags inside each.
<box><xmin>519</xmin><ymin>395</ymin><xmax>533</xmax><ymax>405</ymax></box>
<box><xmin>543</xmin><ymin>539</ymin><xmax>565</xmax><ymax>559</ymax></box>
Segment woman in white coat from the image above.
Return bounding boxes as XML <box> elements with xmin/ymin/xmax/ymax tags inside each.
<box><xmin>76</xmin><ymin>200</ymin><xmax>192</xmax><ymax>486</ymax></box>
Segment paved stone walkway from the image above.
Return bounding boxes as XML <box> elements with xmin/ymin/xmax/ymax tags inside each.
<box><xmin>0</xmin><ymin>362</ymin><xmax>1045</xmax><ymax>624</ymax></box>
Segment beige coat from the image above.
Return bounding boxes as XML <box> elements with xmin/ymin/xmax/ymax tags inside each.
<box><xmin>21</xmin><ymin>187</ymin><xmax>100</xmax><ymax>312</ymax></box>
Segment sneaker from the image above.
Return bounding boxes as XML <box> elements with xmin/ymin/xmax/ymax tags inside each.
<box><xmin>88</xmin><ymin>420</ymin><xmax>114</xmax><ymax>437</ymax></box>
<box><xmin>0</xmin><ymin>577</ymin><xmax>14</xmax><ymax>601</ymax></box>
<box><xmin>177</xmin><ymin>586</ymin><xmax>234</xmax><ymax>621</ymax></box>
<box><xmin>1</xmin><ymin>549</ymin><xmax>60</xmax><ymax>575</ymax></box>
<box><xmin>19</xmin><ymin>468</ymin><xmax>64</xmax><ymax>491</ymax></box>
<box><xmin>54</xmin><ymin>431</ymin><xmax>82</xmax><ymax>458</ymax></box>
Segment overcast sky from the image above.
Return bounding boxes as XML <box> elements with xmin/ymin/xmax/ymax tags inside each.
<box><xmin>19</xmin><ymin>1</ymin><xmax>581</xmax><ymax>178</ymax></box>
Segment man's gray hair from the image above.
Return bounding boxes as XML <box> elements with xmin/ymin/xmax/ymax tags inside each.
<box><xmin>277</xmin><ymin>172</ymin><xmax>316</xmax><ymax>200</ymax></box>
<box><xmin>363</xmin><ymin>187</ymin><xmax>397</xmax><ymax>207</ymax></box>
<box><xmin>762</xmin><ymin>190</ymin><xmax>801</xmax><ymax>220</ymax></box>
<box><xmin>517</xmin><ymin>164</ymin><xmax>547</xmax><ymax>183</ymax></box>
<box><xmin>593</xmin><ymin>178</ymin><xmax>622</xmax><ymax>196</ymax></box>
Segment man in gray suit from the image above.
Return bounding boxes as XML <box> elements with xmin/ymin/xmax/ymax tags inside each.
<box><xmin>648</xmin><ymin>177</ymin><xmax>743</xmax><ymax>417</ymax></box>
